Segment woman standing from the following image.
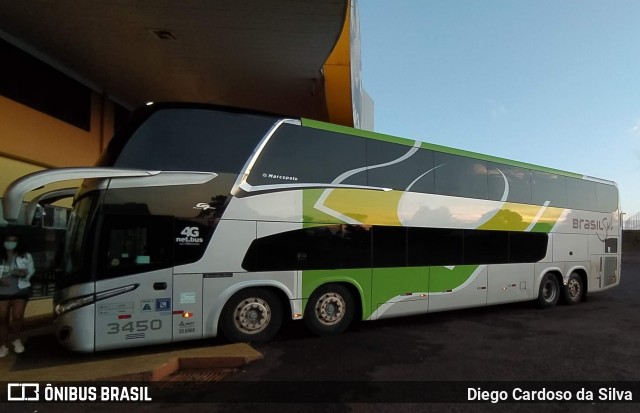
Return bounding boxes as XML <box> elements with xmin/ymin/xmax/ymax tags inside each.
<box><xmin>0</xmin><ymin>233</ymin><xmax>35</xmax><ymax>357</ymax></box>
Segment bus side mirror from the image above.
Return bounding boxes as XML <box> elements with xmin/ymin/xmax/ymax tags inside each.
<box><xmin>30</xmin><ymin>204</ymin><xmax>44</xmax><ymax>227</ymax></box>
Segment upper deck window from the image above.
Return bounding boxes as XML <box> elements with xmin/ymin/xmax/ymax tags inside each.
<box><xmin>247</xmin><ymin>123</ymin><xmax>367</xmax><ymax>187</ymax></box>
<box><xmin>110</xmin><ymin>108</ymin><xmax>277</xmax><ymax>173</ymax></box>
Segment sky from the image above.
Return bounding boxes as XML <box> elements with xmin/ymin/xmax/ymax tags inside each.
<box><xmin>359</xmin><ymin>0</ymin><xmax>640</xmax><ymax>219</ymax></box>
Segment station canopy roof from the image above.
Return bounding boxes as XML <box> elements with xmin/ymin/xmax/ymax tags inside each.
<box><xmin>0</xmin><ymin>0</ymin><xmax>349</xmax><ymax>121</ymax></box>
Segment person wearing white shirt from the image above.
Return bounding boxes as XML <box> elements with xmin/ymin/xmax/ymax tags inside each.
<box><xmin>0</xmin><ymin>233</ymin><xmax>35</xmax><ymax>357</ymax></box>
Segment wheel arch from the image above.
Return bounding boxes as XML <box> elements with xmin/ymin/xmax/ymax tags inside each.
<box><xmin>303</xmin><ymin>279</ymin><xmax>366</xmax><ymax>322</ymax></box>
<box><xmin>534</xmin><ymin>267</ymin><xmax>563</xmax><ymax>300</ymax></box>
<box><xmin>208</xmin><ymin>280</ymin><xmax>294</xmax><ymax>338</ymax></box>
<box><xmin>566</xmin><ymin>265</ymin><xmax>589</xmax><ymax>296</ymax></box>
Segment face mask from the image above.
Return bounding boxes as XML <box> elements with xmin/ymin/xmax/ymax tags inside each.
<box><xmin>4</xmin><ymin>241</ymin><xmax>17</xmax><ymax>251</ymax></box>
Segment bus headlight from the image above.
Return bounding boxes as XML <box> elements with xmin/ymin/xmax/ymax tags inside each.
<box><xmin>55</xmin><ymin>295</ymin><xmax>95</xmax><ymax>315</ymax></box>
<box><xmin>54</xmin><ymin>284</ymin><xmax>139</xmax><ymax>315</ymax></box>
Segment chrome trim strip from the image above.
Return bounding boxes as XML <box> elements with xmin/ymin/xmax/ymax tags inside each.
<box><xmin>2</xmin><ymin>167</ymin><xmax>161</xmax><ymax>221</ymax></box>
<box><xmin>95</xmin><ymin>284</ymin><xmax>139</xmax><ymax>302</ymax></box>
<box><xmin>106</xmin><ymin>171</ymin><xmax>218</xmax><ymax>189</ymax></box>
<box><xmin>236</xmin><ymin>182</ymin><xmax>391</xmax><ymax>197</ymax></box>
<box><xmin>56</xmin><ymin>284</ymin><xmax>139</xmax><ymax>316</ymax></box>
<box><xmin>231</xmin><ymin>118</ymin><xmax>301</xmax><ymax>197</ymax></box>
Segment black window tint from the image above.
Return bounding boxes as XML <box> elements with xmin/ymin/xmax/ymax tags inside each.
<box><xmin>341</xmin><ymin>225</ymin><xmax>372</xmax><ymax>268</ymax></box>
<box><xmin>242</xmin><ymin>225</ymin><xmax>371</xmax><ymax>271</ymax></box>
<box><xmin>488</xmin><ymin>163</ymin><xmax>532</xmax><ymax>204</ymax></box>
<box><xmin>241</xmin><ymin>229</ymin><xmax>299</xmax><ymax>272</ymax></box>
<box><xmin>248</xmin><ymin>124</ymin><xmax>367</xmax><ymax>186</ymax></box>
<box><xmin>509</xmin><ymin>232</ymin><xmax>548</xmax><ymax>263</ymax></box>
<box><xmin>242</xmin><ymin>225</ymin><xmax>547</xmax><ymax>271</ymax></box>
<box><xmin>408</xmin><ymin>227</ymin><xmax>463</xmax><ymax>266</ymax></box>
<box><xmin>295</xmin><ymin>226</ymin><xmax>343</xmax><ymax>269</ymax></box>
<box><xmin>566</xmin><ymin>178</ymin><xmax>597</xmax><ymax>211</ymax></box>
<box><xmin>531</xmin><ymin>171</ymin><xmax>567</xmax><ymax>208</ymax></box>
<box><xmin>372</xmin><ymin>226</ymin><xmax>407</xmax><ymax>267</ymax></box>
<box><xmin>97</xmin><ymin>215</ymin><xmax>173</xmax><ymax>279</ymax></box>
<box><xmin>366</xmin><ymin>140</ymin><xmax>435</xmax><ymax>193</ymax></box>
<box><xmin>464</xmin><ymin>230</ymin><xmax>508</xmax><ymax>265</ymax></box>
<box><xmin>596</xmin><ymin>183</ymin><xmax>618</xmax><ymax>212</ymax></box>
<box><xmin>174</xmin><ymin>218</ymin><xmax>215</xmax><ymax>266</ymax></box>
<box><xmin>114</xmin><ymin>109</ymin><xmax>274</xmax><ymax>173</ymax></box>
<box><xmin>64</xmin><ymin>194</ymin><xmax>98</xmax><ymax>282</ymax></box>
<box><xmin>434</xmin><ymin>153</ymin><xmax>488</xmax><ymax>199</ymax></box>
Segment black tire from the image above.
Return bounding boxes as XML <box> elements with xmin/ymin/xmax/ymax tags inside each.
<box><xmin>537</xmin><ymin>273</ymin><xmax>560</xmax><ymax>309</ymax></box>
<box><xmin>220</xmin><ymin>288</ymin><xmax>283</xmax><ymax>343</ymax></box>
<box><xmin>562</xmin><ymin>272</ymin><xmax>584</xmax><ymax>305</ymax></box>
<box><xmin>304</xmin><ymin>284</ymin><xmax>355</xmax><ymax>336</ymax></box>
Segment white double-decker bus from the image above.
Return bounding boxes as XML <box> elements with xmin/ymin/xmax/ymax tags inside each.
<box><xmin>2</xmin><ymin>103</ymin><xmax>621</xmax><ymax>352</ymax></box>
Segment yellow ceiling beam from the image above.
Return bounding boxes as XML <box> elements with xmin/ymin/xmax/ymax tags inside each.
<box><xmin>323</xmin><ymin>0</ymin><xmax>353</xmax><ymax>127</ymax></box>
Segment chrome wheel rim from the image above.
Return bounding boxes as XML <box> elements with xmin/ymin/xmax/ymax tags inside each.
<box><xmin>314</xmin><ymin>293</ymin><xmax>346</xmax><ymax>326</ymax></box>
<box><xmin>567</xmin><ymin>278</ymin><xmax>581</xmax><ymax>299</ymax></box>
<box><xmin>233</xmin><ymin>297</ymin><xmax>271</xmax><ymax>334</ymax></box>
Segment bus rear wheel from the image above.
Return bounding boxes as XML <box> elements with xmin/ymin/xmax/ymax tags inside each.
<box><xmin>305</xmin><ymin>284</ymin><xmax>355</xmax><ymax>336</ymax></box>
<box><xmin>562</xmin><ymin>272</ymin><xmax>584</xmax><ymax>305</ymax></box>
<box><xmin>537</xmin><ymin>273</ymin><xmax>560</xmax><ymax>309</ymax></box>
<box><xmin>220</xmin><ymin>288</ymin><xmax>283</xmax><ymax>343</ymax></box>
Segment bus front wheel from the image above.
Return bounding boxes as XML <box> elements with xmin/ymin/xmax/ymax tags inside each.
<box><xmin>537</xmin><ymin>273</ymin><xmax>560</xmax><ymax>309</ymax></box>
<box><xmin>305</xmin><ymin>284</ymin><xmax>355</xmax><ymax>336</ymax></box>
<box><xmin>220</xmin><ymin>288</ymin><xmax>283</xmax><ymax>343</ymax></box>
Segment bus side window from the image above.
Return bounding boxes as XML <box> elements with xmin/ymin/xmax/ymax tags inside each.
<box><xmin>247</xmin><ymin>124</ymin><xmax>367</xmax><ymax>187</ymax></box>
<box><xmin>434</xmin><ymin>153</ymin><xmax>488</xmax><ymax>200</ymax></box>
<box><xmin>566</xmin><ymin>177</ymin><xmax>597</xmax><ymax>211</ymax></box>
<box><xmin>97</xmin><ymin>214</ymin><xmax>173</xmax><ymax>279</ymax></box>
<box><xmin>373</xmin><ymin>226</ymin><xmax>407</xmax><ymax>268</ymax></box>
<box><xmin>531</xmin><ymin>171</ymin><xmax>567</xmax><ymax>208</ymax></box>
<box><xmin>487</xmin><ymin>163</ymin><xmax>532</xmax><ymax>204</ymax></box>
<box><xmin>596</xmin><ymin>183</ymin><xmax>618</xmax><ymax>213</ymax></box>
<box><xmin>366</xmin><ymin>139</ymin><xmax>435</xmax><ymax>194</ymax></box>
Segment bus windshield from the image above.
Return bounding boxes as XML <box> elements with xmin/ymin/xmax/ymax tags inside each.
<box><xmin>98</xmin><ymin>106</ymin><xmax>279</xmax><ymax>173</ymax></box>
<box><xmin>61</xmin><ymin>193</ymin><xmax>98</xmax><ymax>289</ymax></box>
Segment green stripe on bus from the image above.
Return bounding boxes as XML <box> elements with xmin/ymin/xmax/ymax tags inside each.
<box><xmin>301</xmin><ymin>265</ymin><xmax>482</xmax><ymax>320</ymax></box>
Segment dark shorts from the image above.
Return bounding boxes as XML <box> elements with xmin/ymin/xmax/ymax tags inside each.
<box><xmin>0</xmin><ymin>288</ymin><xmax>32</xmax><ymax>302</ymax></box>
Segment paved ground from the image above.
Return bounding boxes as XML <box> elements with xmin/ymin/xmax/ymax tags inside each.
<box><xmin>3</xmin><ymin>252</ymin><xmax>640</xmax><ymax>412</ymax></box>
<box><xmin>218</xmin><ymin>251</ymin><xmax>640</xmax><ymax>412</ymax></box>
<box><xmin>0</xmin><ymin>323</ymin><xmax>261</xmax><ymax>381</ymax></box>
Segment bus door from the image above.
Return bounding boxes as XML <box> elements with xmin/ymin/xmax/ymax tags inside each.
<box><xmin>94</xmin><ymin>213</ymin><xmax>174</xmax><ymax>351</ymax></box>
